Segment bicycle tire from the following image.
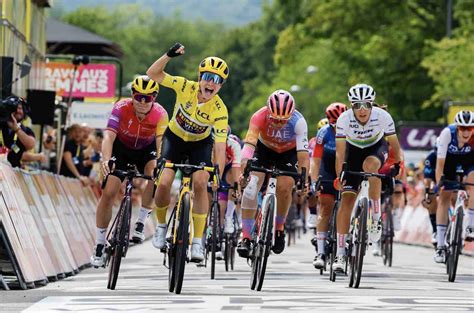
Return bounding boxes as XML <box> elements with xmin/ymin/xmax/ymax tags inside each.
<box><xmin>250</xmin><ymin>210</ymin><xmax>262</xmax><ymax>290</ymax></box>
<box><xmin>174</xmin><ymin>192</ymin><xmax>191</xmax><ymax>294</ymax></box>
<box><xmin>107</xmin><ymin>196</ymin><xmax>131</xmax><ymax>290</ymax></box>
<box><xmin>328</xmin><ymin>201</ymin><xmax>338</xmax><ymax>282</ymax></box>
<box><xmin>256</xmin><ymin>195</ymin><xmax>275</xmax><ymax>291</ymax></box>
<box><xmin>350</xmin><ymin>198</ymin><xmax>368</xmax><ymax>288</ymax></box>
<box><xmin>448</xmin><ymin>206</ymin><xmax>463</xmax><ymax>282</ymax></box>
<box><xmin>225</xmin><ymin>234</ymin><xmax>231</xmax><ymax>272</ymax></box>
<box><xmin>211</xmin><ymin>201</ymin><xmax>218</xmax><ymax>280</ymax></box>
<box><xmin>168</xmin><ymin>208</ymin><xmax>177</xmax><ymax>292</ymax></box>
<box><xmin>386</xmin><ymin>209</ymin><xmax>394</xmax><ymax>267</ymax></box>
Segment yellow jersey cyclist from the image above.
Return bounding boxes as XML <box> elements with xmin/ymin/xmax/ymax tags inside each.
<box><xmin>146</xmin><ymin>42</ymin><xmax>229</xmax><ymax>262</ymax></box>
<box><xmin>333</xmin><ymin>83</ymin><xmax>402</xmax><ymax>272</ymax></box>
<box><xmin>91</xmin><ymin>76</ymin><xmax>169</xmax><ymax>267</ymax></box>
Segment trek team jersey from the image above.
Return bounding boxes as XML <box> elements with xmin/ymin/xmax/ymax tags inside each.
<box><xmin>244</xmin><ymin>106</ymin><xmax>308</xmax><ymax>154</ymax></box>
<box><xmin>106</xmin><ymin>99</ymin><xmax>168</xmax><ymax>150</ymax></box>
<box><xmin>160</xmin><ymin>73</ymin><xmax>228</xmax><ymax>143</ymax></box>
<box><xmin>336</xmin><ymin>107</ymin><xmax>396</xmax><ymax>148</ymax></box>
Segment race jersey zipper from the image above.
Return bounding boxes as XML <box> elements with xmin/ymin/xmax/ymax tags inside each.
<box><xmin>134</xmin><ymin>123</ymin><xmax>141</xmax><ymax>148</ymax></box>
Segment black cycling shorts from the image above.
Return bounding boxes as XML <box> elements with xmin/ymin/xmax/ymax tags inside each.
<box><xmin>253</xmin><ymin>140</ymin><xmax>298</xmax><ymax>174</ymax></box>
<box><xmin>443</xmin><ymin>150</ymin><xmax>474</xmax><ymax>190</ymax></box>
<box><xmin>160</xmin><ymin>128</ymin><xmax>213</xmax><ymax>167</ymax></box>
<box><xmin>342</xmin><ymin>139</ymin><xmax>388</xmax><ymax>193</ymax></box>
<box><xmin>112</xmin><ymin>138</ymin><xmax>156</xmax><ymax>174</ymax></box>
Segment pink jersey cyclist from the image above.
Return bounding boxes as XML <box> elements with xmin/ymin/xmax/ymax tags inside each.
<box><xmin>243</xmin><ymin>106</ymin><xmax>308</xmax><ymax>154</ymax></box>
<box><xmin>107</xmin><ymin>99</ymin><xmax>168</xmax><ymax>150</ymax></box>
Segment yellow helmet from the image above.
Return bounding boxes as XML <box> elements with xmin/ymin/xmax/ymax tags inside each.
<box><xmin>199</xmin><ymin>57</ymin><xmax>229</xmax><ymax>80</ymax></box>
<box><xmin>131</xmin><ymin>75</ymin><xmax>159</xmax><ymax>94</ymax></box>
<box><xmin>317</xmin><ymin>118</ymin><xmax>329</xmax><ymax>131</ymax></box>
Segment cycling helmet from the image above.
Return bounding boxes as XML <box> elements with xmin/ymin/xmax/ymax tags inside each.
<box><xmin>199</xmin><ymin>57</ymin><xmax>229</xmax><ymax>80</ymax></box>
<box><xmin>131</xmin><ymin>75</ymin><xmax>159</xmax><ymax>94</ymax></box>
<box><xmin>317</xmin><ymin>118</ymin><xmax>329</xmax><ymax>131</ymax></box>
<box><xmin>325</xmin><ymin>102</ymin><xmax>347</xmax><ymax>124</ymax></box>
<box><xmin>267</xmin><ymin>89</ymin><xmax>295</xmax><ymax>120</ymax></box>
<box><xmin>347</xmin><ymin>83</ymin><xmax>376</xmax><ymax>103</ymax></box>
<box><xmin>454</xmin><ymin>110</ymin><xmax>474</xmax><ymax>126</ymax></box>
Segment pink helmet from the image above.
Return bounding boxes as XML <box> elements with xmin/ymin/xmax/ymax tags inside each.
<box><xmin>325</xmin><ymin>102</ymin><xmax>348</xmax><ymax>125</ymax></box>
<box><xmin>266</xmin><ymin>89</ymin><xmax>295</xmax><ymax>120</ymax></box>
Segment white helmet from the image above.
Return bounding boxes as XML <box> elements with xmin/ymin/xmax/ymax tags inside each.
<box><xmin>347</xmin><ymin>83</ymin><xmax>376</xmax><ymax>103</ymax></box>
<box><xmin>454</xmin><ymin>110</ymin><xmax>474</xmax><ymax>126</ymax></box>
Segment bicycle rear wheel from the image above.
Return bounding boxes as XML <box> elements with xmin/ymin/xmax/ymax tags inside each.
<box><xmin>256</xmin><ymin>196</ymin><xmax>275</xmax><ymax>291</ymax></box>
<box><xmin>448</xmin><ymin>206</ymin><xmax>463</xmax><ymax>282</ymax></box>
<box><xmin>349</xmin><ymin>198</ymin><xmax>368</xmax><ymax>288</ymax></box>
<box><xmin>173</xmin><ymin>192</ymin><xmax>191</xmax><ymax>294</ymax></box>
<box><xmin>382</xmin><ymin>209</ymin><xmax>394</xmax><ymax>267</ymax></box>
<box><xmin>224</xmin><ymin>234</ymin><xmax>231</xmax><ymax>272</ymax></box>
<box><xmin>107</xmin><ymin>196</ymin><xmax>131</xmax><ymax>290</ymax></box>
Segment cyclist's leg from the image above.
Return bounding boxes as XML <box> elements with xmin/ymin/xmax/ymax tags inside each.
<box><xmin>314</xmin><ymin>191</ymin><xmax>335</xmax><ymax>267</ymax></box>
<box><xmin>423</xmin><ymin>178</ymin><xmax>438</xmax><ymax>238</ymax></box>
<box><xmin>464</xmin><ymin>168</ymin><xmax>474</xmax><ymax>240</ymax></box>
<box><xmin>224</xmin><ymin>168</ymin><xmax>239</xmax><ymax>233</ymax></box>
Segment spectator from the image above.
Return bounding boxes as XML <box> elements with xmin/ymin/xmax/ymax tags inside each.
<box><xmin>59</xmin><ymin>124</ymin><xmax>90</xmax><ymax>185</ymax></box>
<box><xmin>0</xmin><ymin>96</ymin><xmax>36</xmax><ymax>168</ymax></box>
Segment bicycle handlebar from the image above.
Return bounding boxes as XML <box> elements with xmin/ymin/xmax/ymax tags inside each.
<box><xmin>101</xmin><ymin>160</ymin><xmax>154</xmax><ymax>190</ymax></box>
<box><xmin>158</xmin><ymin>159</ymin><xmax>221</xmax><ymax>186</ymax></box>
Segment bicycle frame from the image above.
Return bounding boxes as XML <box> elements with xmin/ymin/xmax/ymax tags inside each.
<box><xmin>259</xmin><ymin>176</ymin><xmax>277</xmax><ymax>245</ymax></box>
<box><xmin>350</xmin><ymin>180</ymin><xmax>372</xmax><ymax>247</ymax></box>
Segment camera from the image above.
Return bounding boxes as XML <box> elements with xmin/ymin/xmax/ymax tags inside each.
<box><xmin>0</xmin><ymin>96</ymin><xmax>21</xmax><ymax>123</ymax></box>
<box><xmin>72</xmin><ymin>55</ymin><xmax>90</xmax><ymax>66</ymax></box>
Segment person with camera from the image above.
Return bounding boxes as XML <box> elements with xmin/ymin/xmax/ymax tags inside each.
<box><xmin>0</xmin><ymin>96</ymin><xmax>35</xmax><ymax>168</ymax></box>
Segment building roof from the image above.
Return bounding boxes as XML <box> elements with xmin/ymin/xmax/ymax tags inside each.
<box><xmin>46</xmin><ymin>18</ymin><xmax>123</xmax><ymax>58</ymax></box>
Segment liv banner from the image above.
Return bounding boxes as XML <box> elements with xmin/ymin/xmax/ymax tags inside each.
<box><xmin>45</xmin><ymin>62</ymin><xmax>116</xmax><ymax>98</ymax></box>
<box><xmin>399</xmin><ymin>126</ymin><xmax>444</xmax><ymax>150</ymax></box>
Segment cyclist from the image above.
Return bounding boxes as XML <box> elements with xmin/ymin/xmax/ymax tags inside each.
<box><xmin>91</xmin><ymin>76</ymin><xmax>169</xmax><ymax>267</ymax></box>
<box><xmin>312</xmin><ymin>103</ymin><xmax>347</xmax><ymax>269</ymax></box>
<box><xmin>434</xmin><ymin>110</ymin><xmax>474</xmax><ymax>263</ymax></box>
<box><xmin>307</xmin><ymin>118</ymin><xmax>330</xmax><ymax>229</ymax></box>
<box><xmin>333</xmin><ymin>84</ymin><xmax>401</xmax><ymax>272</ymax></box>
<box><xmin>373</xmin><ymin>102</ymin><xmax>407</xmax><ymax>256</ymax></box>
<box><xmin>146</xmin><ymin>43</ymin><xmax>229</xmax><ymax>262</ymax></box>
<box><xmin>236</xmin><ymin>89</ymin><xmax>309</xmax><ymax>257</ymax></box>
<box><xmin>422</xmin><ymin>140</ymin><xmax>438</xmax><ymax>246</ymax></box>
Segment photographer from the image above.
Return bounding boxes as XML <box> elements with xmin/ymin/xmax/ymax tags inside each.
<box><xmin>0</xmin><ymin>96</ymin><xmax>35</xmax><ymax>168</ymax></box>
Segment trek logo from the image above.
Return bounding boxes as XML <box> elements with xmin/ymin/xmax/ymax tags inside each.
<box><xmin>353</xmin><ymin>129</ymin><xmax>373</xmax><ymax>135</ymax></box>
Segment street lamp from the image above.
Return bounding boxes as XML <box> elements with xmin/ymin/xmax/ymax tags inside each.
<box><xmin>306</xmin><ymin>65</ymin><xmax>318</xmax><ymax>74</ymax></box>
<box><xmin>290</xmin><ymin>84</ymin><xmax>302</xmax><ymax>93</ymax></box>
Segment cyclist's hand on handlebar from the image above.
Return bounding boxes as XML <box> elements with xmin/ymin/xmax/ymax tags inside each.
<box><xmin>390</xmin><ymin>162</ymin><xmax>401</xmax><ymax>178</ymax></box>
<box><xmin>167</xmin><ymin>42</ymin><xmax>185</xmax><ymax>58</ymax></box>
<box><xmin>100</xmin><ymin>160</ymin><xmax>114</xmax><ymax>178</ymax></box>
<box><xmin>333</xmin><ymin>177</ymin><xmax>343</xmax><ymax>191</ymax></box>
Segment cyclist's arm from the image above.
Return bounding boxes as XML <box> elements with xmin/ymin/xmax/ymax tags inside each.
<box><xmin>241</xmin><ymin>113</ymin><xmax>261</xmax><ymax>170</ymax></box>
<box><xmin>297</xmin><ymin>151</ymin><xmax>310</xmax><ymax>176</ymax></box>
<box><xmin>101</xmin><ymin>130</ymin><xmax>116</xmax><ymax>162</ymax></box>
<box><xmin>295</xmin><ymin>117</ymin><xmax>310</xmax><ymax>174</ymax></box>
<box><xmin>435</xmin><ymin>128</ymin><xmax>450</xmax><ymax>183</ymax></box>
<box><xmin>155</xmin><ymin>109</ymin><xmax>169</xmax><ymax>157</ymax></box>
<box><xmin>214</xmin><ymin>142</ymin><xmax>226</xmax><ymax>178</ymax></box>
<box><xmin>335</xmin><ymin>117</ymin><xmax>347</xmax><ymax>178</ymax></box>
<box><xmin>146</xmin><ymin>54</ymin><xmax>172</xmax><ymax>84</ymax></box>
<box><xmin>311</xmin><ymin>129</ymin><xmax>325</xmax><ymax>179</ymax></box>
<box><xmin>385</xmin><ymin>135</ymin><xmax>402</xmax><ymax>164</ymax></box>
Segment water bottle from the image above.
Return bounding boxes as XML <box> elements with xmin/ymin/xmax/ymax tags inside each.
<box><xmin>243</xmin><ymin>175</ymin><xmax>258</xmax><ymax>199</ymax></box>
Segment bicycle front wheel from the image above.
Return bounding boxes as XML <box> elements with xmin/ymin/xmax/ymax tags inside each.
<box><xmin>448</xmin><ymin>206</ymin><xmax>463</xmax><ymax>282</ymax></box>
<box><xmin>350</xmin><ymin>198</ymin><xmax>368</xmax><ymax>288</ymax></box>
<box><xmin>382</xmin><ymin>209</ymin><xmax>394</xmax><ymax>267</ymax></box>
<box><xmin>256</xmin><ymin>195</ymin><xmax>275</xmax><ymax>291</ymax></box>
<box><xmin>107</xmin><ymin>196</ymin><xmax>131</xmax><ymax>290</ymax></box>
<box><xmin>173</xmin><ymin>192</ymin><xmax>191</xmax><ymax>294</ymax></box>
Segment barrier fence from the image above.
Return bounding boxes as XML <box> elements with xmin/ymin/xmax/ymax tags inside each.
<box><xmin>0</xmin><ymin>161</ymin><xmax>155</xmax><ymax>290</ymax></box>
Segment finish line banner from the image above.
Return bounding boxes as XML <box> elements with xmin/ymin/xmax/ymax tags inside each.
<box><xmin>44</xmin><ymin>62</ymin><xmax>116</xmax><ymax>98</ymax></box>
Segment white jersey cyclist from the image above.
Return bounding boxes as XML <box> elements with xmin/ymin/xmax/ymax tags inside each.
<box><xmin>336</xmin><ymin>107</ymin><xmax>396</xmax><ymax>148</ymax></box>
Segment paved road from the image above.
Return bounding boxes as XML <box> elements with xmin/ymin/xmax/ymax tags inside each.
<box><xmin>1</xmin><ymin>233</ymin><xmax>473</xmax><ymax>312</ymax></box>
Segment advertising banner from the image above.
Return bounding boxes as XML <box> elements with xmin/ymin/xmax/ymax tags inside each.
<box><xmin>70</xmin><ymin>101</ymin><xmax>114</xmax><ymax>129</ymax></box>
<box><xmin>399</xmin><ymin>126</ymin><xmax>443</xmax><ymax>150</ymax></box>
<box><xmin>45</xmin><ymin>62</ymin><xmax>116</xmax><ymax>98</ymax></box>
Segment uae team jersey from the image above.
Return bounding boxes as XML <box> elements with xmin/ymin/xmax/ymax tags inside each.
<box><xmin>336</xmin><ymin>107</ymin><xmax>396</xmax><ymax>148</ymax></box>
<box><xmin>244</xmin><ymin>106</ymin><xmax>308</xmax><ymax>153</ymax></box>
<box><xmin>160</xmin><ymin>73</ymin><xmax>228</xmax><ymax>143</ymax></box>
<box><xmin>106</xmin><ymin>99</ymin><xmax>169</xmax><ymax>150</ymax></box>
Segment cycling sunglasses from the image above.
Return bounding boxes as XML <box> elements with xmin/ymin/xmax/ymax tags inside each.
<box><xmin>133</xmin><ymin>93</ymin><xmax>156</xmax><ymax>103</ymax></box>
<box><xmin>458</xmin><ymin>126</ymin><xmax>474</xmax><ymax>132</ymax></box>
<box><xmin>352</xmin><ymin>101</ymin><xmax>373</xmax><ymax>110</ymax></box>
<box><xmin>201</xmin><ymin>72</ymin><xmax>224</xmax><ymax>84</ymax></box>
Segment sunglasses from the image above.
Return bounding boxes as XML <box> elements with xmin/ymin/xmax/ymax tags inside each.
<box><xmin>133</xmin><ymin>93</ymin><xmax>156</xmax><ymax>103</ymax></box>
<box><xmin>201</xmin><ymin>72</ymin><xmax>224</xmax><ymax>84</ymax></box>
<box><xmin>458</xmin><ymin>126</ymin><xmax>474</xmax><ymax>132</ymax></box>
<box><xmin>352</xmin><ymin>101</ymin><xmax>373</xmax><ymax>110</ymax></box>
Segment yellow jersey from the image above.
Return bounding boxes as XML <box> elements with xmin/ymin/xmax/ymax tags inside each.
<box><xmin>161</xmin><ymin>73</ymin><xmax>228</xmax><ymax>143</ymax></box>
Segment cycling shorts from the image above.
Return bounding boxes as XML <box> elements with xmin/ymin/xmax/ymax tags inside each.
<box><xmin>112</xmin><ymin>138</ymin><xmax>156</xmax><ymax>174</ymax></box>
<box><xmin>443</xmin><ymin>151</ymin><xmax>474</xmax><ymax>191</ymax></box>
<box><xmin>253</xmin><ymin>140</ymin><xmax>298</xmax><ymax>174</ymax></box>
<box><xmin>160</xmin><ymin>127</ymin><xmax>213</xmax><ymax>167</ymax></box>
<box><xmin>342</xmin><ymin>139</ymin><xmax>388</xmax><ymax>193</ymax></box>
